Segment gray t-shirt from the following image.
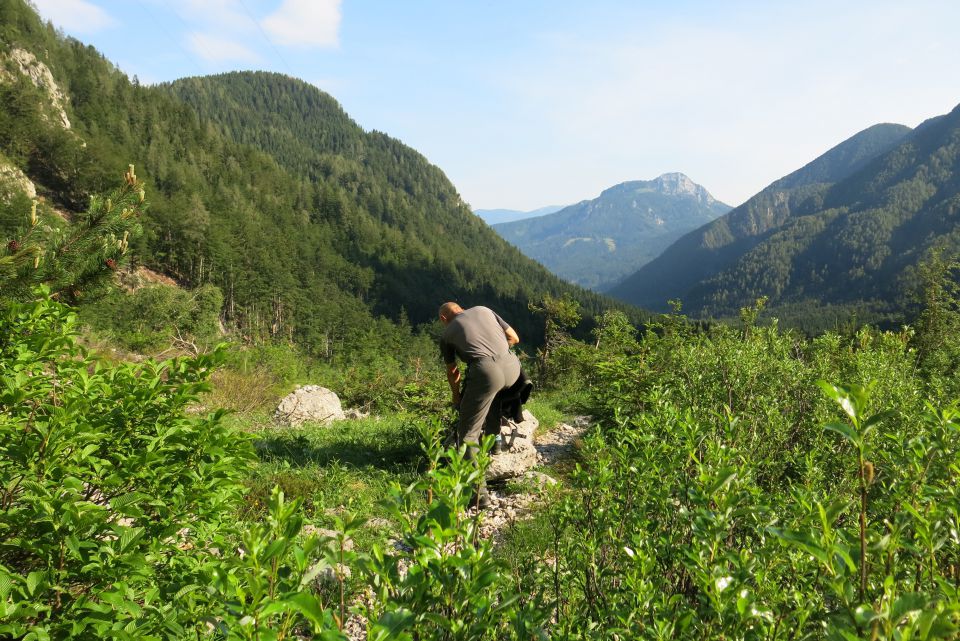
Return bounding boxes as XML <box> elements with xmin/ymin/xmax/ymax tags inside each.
<box><xmin>440</xmin><ymin>306</ymin><xmax>512</xmax><ymax>365</ymax></box>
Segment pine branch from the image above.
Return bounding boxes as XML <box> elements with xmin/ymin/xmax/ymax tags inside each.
<box><xmin>0</xmin><ymin>165</ymin><xmax>146</xmax><ymax>303</ymax></box>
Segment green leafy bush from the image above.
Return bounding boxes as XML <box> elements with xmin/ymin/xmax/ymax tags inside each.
<box><xmin>0</xmin><ymin>293</ymin><xmax>358</xmax><ymax>639</ymax></box>
<box><xmin>358</xmin><ymin>421</ymin><xmax>548</xmax><ymax>640</ymax></box>
<box><xmin>526</xmin><ymin>310</ymin><xmax>960</xmax><ymax>640</ymax></box>
<box><xmin>81</xmin><ymin>282</ymin><xmax>224</xmax><ymax>353</ymax></box>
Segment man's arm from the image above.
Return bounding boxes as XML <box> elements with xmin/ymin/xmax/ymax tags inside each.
<box><xmin>445</xmin><ymin>362</ymin><xmax>462</xmax><ymax>406</ymax></box>
<box><xmin>493</xmin><ymin>310</ymin><xmax>520</xmax><ymax>347</ymax></box>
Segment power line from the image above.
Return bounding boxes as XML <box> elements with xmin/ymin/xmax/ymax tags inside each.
<box><xmin>155</xmin><ymin>0</ymin><xmax>223</xmax><ymax>74</ymax></box>
<box><xmin>235</xmin><ymin>0</ymin><xmax>296</xmax><ymax>75</ymax></box>
<box><xmin>133</xmin><ymin>0</ymin><xmax>207</xmax><ymax>78</ymax></box>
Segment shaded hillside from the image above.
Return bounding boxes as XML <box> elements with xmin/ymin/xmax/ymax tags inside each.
<box><xmin>687</xmin><ymin>106</ymin><xmax>960</xmax><ymax>318</ymax></box>
<box><xmin>494</xmin><ymin>173</ymin><xmax>730</xmax><ymax>290</ymax></box>
<box><xmin>0</xmin><ymin>1</ymin><xmax>637</xmax><ymax>355</ymax></box>
<box><xmin>610</xmin><ymin>123</ymin><xmax>914</xmax><ymax>313</ymax></box>
<box><xmin>161</xmin><ymin>71</ymin><xmax>635</xmax><ymax>333</ymax></box>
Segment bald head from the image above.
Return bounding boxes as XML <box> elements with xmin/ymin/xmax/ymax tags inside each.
<box><xmin>438</xmin><ymin>302</ymin><xmax>463</xmax><ymax>325</ymax></box>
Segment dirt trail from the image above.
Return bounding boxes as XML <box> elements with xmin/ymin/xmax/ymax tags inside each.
<box><xmin>335</xmin><ymin>416</ymin><xmax>592</xmax><ymax>641</ymax></box>
<box><xmin>476</xmin><ymin>415</ymin><xmax>591</xmax><ymax>540</ymax></box>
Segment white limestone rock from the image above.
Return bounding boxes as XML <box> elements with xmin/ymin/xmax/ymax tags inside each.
<box><xmin>0</xmin><ymin>159</ymin><xmax>36</xmax><ymax>201</ymax></box>
<box><xmin>274</xmin><ymin>385</ymin><xmax>345</xmax><ymax>427</ymax></box>
<box><xmin>1</xmin><ymin>48</ymin><xmax>72</xmax><ymax>129</ymax></box>
<box><xmin>486</xmin><ymin>409</ymin><xmax>539</xmax><ymax>481</ymax></box>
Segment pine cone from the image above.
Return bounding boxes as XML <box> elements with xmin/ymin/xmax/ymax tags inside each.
<box><xmin>105</xmin><ymin>258</ymin><xmax>117</xmax><ymax>270</ymax></box>
<box><xmin>7</xmin><ymin>239</ymin><xmax>21</xmax><ymax>253</ymax></box>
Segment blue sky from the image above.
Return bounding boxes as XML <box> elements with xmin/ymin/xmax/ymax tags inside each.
<box><xmin>31</xmin><ymin>0</ymin><xmax>960</xmax><ymax>210</ymax></box>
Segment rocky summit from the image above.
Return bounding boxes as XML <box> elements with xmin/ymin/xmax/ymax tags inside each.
<box><xmin>493</xmin><ymin>173</ymin><xmax>730</xmax><ymax>291</ymax></box>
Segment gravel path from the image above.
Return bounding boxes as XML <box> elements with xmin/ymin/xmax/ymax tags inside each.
<box><xmin>335</xmin><ymin>416</ymin><xmax>592</xmax><ymax>640</ymax></box>
<box><xmin>474</xmin><ymin>415</ymin><xmax>591</xmax><ymax>540</ymax></box>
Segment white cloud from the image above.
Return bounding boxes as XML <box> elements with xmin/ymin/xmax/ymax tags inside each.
<box><xmin>460</xmin><ymin>0</ymin><xmax>960</xmax><ymax>209</ymax></box>
<box><xmin>263</xmin><ymin>0</ymin><xmax>341</xmax><ymax>48</ymax></box>
<box><xmin>31</xmin><ymin>0</ymin><xmax>116</xmax><ymax>34</ymax></box>
<box><xmin>187</xmin><ymin>32</ymin><xmax>261</xmax><ymax>64</ymax></box>
<box><xmin>173</xmin><ymin>0</ymin><xmax>251</xmax><ymax>32</ymax></box>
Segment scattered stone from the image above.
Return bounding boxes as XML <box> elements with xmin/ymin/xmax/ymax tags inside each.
<box><xmin>341</xmin><ymin>608</ymin><xmax>368</xmax><ymax>641</ymax></box>
<box><xmin>523</xmin><ymin>471</ymin><xmax>558</xmax><ymax>489</ymax></box>
<box><xmin>274</xmin><ymin>385</ymin><xmax>345</xmax><ymax>427</ymax></box>
<box><xmin>389</xmin><ymin>538</ymin><xmax>414</xmax><ymax>553</ymax></box>
<box><xmin>571</xmin><ymin>415</ymin><xmax>592</xmax><ymax>429</ymax></box>
<box><xmin>314</xmin><ymin>562</ymin><xmax>352</xmax><ymax>585</ymax></box>
<box><xmin>302</xmin><ymin>525</ymin><xmax>354</xmax><ymax>551</ymax></box>
<box><xmin>486</xmin><ymin>409</ymin><xmax>539</xmax><ymax>481</ymax></box>
<box><xmin>343</xmin><ymin>408</ymin><xmax>369</xmax><ymax>420</ymax></box>
<box><xmin>535</xmin><ymin>417</ymin><xmax>589</xmax><ymax>466</ymax></box>
<box><xmin>366</xmin><ymin>517</ymin><xmax>391</xmax><ymax>529</ymax></box>
<box><xmin>471</xmin><ymin>489</ymin><xmax>536</xmax><ymax>540</ymax></box>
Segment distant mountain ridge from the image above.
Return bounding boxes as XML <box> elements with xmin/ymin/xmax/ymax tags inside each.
<box><xmin>609</xmin><ymin>111</ymin><xmax>960</xmax><ymax>325</ymax></box>
<box><xmin>493</xmin><ymin>173</ymin><xmax>730</xmax><ymax>291</ymax></box>
<box><xmin>474</xmin><ymin>205</ymin><xmax>565</xmax><ymax>225</ymax></box>
<box><xmin>610</xmin><ymin>123</ymin><xmax>914</xmax><ymax>312</ymax></box>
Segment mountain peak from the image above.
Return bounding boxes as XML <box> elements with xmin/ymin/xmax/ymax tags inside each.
<box><xmin>653</xmin><ymin>172</ymin><xmax>712</xmax><ymax>200</ymax></box>
<box><xmin>494</xmin><ymin>174</ymin><xmax>730</xmax><ymax>291</ymax></box>
<box><xmin>600</xmin><ymin>173</ymin><xmax>719</xmax><ymax>206</ymax></box>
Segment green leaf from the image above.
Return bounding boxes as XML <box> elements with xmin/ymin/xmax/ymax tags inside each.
<box><xmin>0</xmin><ymin>571</ymin><xmax>13</xmax><ymax>599</ymax></box>
<box><xmin>26</xmin><ymin>571</ymin><xmax>44</xmax><ymax>597</ymax></box>
<box><xmin>854</xmin><ymin>605</ymin><xmax>880</xmax><ymax>625</ymax></box>
<box><xmin>834</xmin><ymin>547</ymin><xmax>857</xmax><ymax>573</ymax></box>
<box><xmin>817</xmin><ymin>380</ymin><xmax>843</xmax><ymax>402</ymax></box>
<box><xmin>890</xmin><ymin>592</ymin><xmax>926</xmax><ymax>622</ymax></box>
<box><xmin>370</xmin><ymin>609</ymin><xmax>415</xmax><ymax>641</ymax></box>
<box><xmin>706</xmin><ymin>467</ymin><xmax>737</xmax><ymax>495</ymax></box>
<box><xmin>824</xmin><ymin>422</ymin><xmax>859</xmax><ymax>446</ymax></box>
<box><xmin>173</xmin><ymin>584</ymin><xmax>201</xmax><ymax>600</ymax></box>
<box><xmin>109</xmin><ymin>492</ymin><xmax>150</xmax><ymax>511</ymax></box>
<box><xmin>287</xmin><ymin>591</ymin><xmax>329</xmax><ymax>628</ymax></box>
<box><xmin>262</xmin><ymin>538</ymin><xmax>287</xmax><ymax>561</ymax></box>
<box><xmin>300</xmin><ymin>560</ymin><xmax>331</xmax><ymax>588</ymax></box>
<box><xmin>118</xmin><ymin>526</ymin><xmax>145</xmax><ymax>553</ymax></box>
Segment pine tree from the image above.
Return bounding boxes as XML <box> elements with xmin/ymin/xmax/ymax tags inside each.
<box><xmin>0</xmin><ymin>165</ymin><xmax>145</xmax><ymax>304</ymax></box>
<box><xmin>529</xmin><ymin>294</ymin><xmax>581</xmax><ymax>388</ymax></box>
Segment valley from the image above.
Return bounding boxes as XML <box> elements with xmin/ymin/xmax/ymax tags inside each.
<box><xmin>2</xmin><ymin>1</ymin><xmax>960</xmax><ymax>639</ymax></box>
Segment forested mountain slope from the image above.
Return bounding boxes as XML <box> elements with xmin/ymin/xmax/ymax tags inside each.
<box><xmin>611</xmin><ymin>123</ymin><xmax>914</xmax><ymax>313</ymax></box>
<box><xmin>0</xmin><ymin>1</ymin><xmax>633</xmax><ymax>354</ymax></box>
<box><xmin>493</xmin><ymin>173</ymin><xmax>730</xmax><ymax>291</ymax></box>
<box><xmin>161</xmin><ymin>71</ymin><xmax>629</xmax><ymax>334</ymax></box>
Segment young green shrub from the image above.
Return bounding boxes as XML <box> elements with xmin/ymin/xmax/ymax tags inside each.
<box><xmin>0</xmin><ymin>291</ymin><xmax>251</xmax><ymax>637</ymax></box>
<box><xmin>0</xmin><ymin>292</ymin><xmax>361</xmax><ymax>639</ymax></box>
<box><xmin>357</xmin><ymin>420</ymin><xmax>549</xmax><ymax>640</ymax></box>
<box><xmin>202</xmin><ymin>487</ymin><xmax>352</xmax><ymax>640</ymax></box>
<box><xmin>80</xmin><ymin>281</ymin><xmax>224</xmax><ymax>354</ymax></box>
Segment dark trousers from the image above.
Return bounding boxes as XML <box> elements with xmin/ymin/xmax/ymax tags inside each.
<box><xmin>457</xmin><ymin>351</ymin><xmax>521</xmax><ymax>477</ymax></box>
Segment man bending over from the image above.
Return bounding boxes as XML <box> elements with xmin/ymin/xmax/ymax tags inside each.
<box><xmin>438</xmin><ymin>302</ymin><xmax>521</xmax><ymax>508</ymax></box>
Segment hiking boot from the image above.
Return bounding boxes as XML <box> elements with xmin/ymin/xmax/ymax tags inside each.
<box><xmin>492</xmin><ymin>435</ymin><xmax>503</xmax><ymax>455</ymax></box>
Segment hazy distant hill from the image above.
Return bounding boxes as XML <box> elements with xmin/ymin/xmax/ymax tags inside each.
<box><xmin>493</xmin><ymin>173</ymin><xmax>730</xmax><ymax>291</ymax></box>
<box><xmin>608</xmin><ymin>114</ymin><xmax>960</xmax><ymax>324</ymax></box>
<box><xmin>474</xmin><ymin>205</ymin><xmax>565</xmax><ymax>225</ymax></box>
